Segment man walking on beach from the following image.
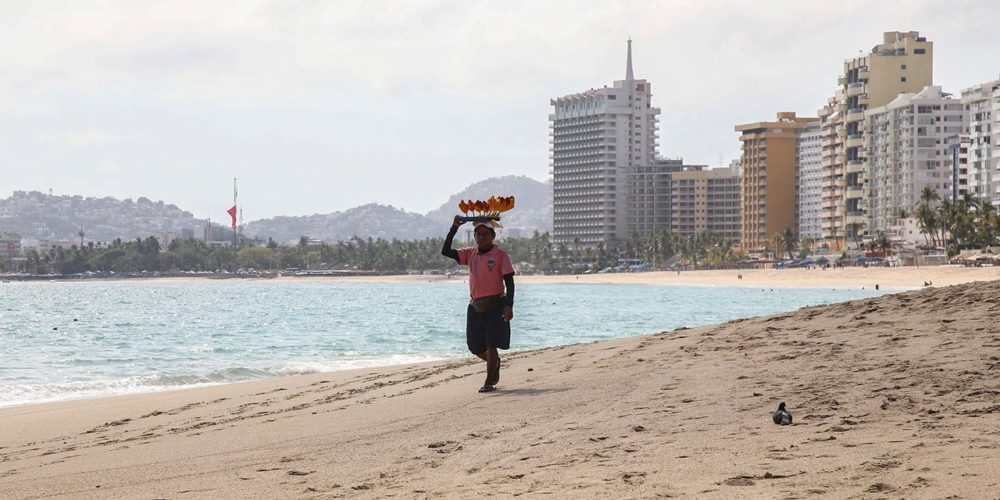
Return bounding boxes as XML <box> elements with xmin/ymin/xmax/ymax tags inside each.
<box><xmin>442</xmin><ymin>217</ymin><xmax>515</xmax><ymax>393</ymax></box>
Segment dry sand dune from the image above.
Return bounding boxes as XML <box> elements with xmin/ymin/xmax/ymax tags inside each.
<box><xmin>2</xmin><ymin>281</ymin><xmax>999</xmax><ymax>498</ymax></box>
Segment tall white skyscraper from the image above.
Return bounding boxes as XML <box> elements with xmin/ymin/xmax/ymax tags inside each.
<box><xmin>550</xmin><ymin>40</ymin><xmax>660</xmax><ymax>248</ymax></box>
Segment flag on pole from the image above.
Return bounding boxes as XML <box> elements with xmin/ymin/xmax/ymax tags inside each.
<box><xmin>227</xmin><ymin>205</ymin><xmax>237</xmax><ymax>229</ymax></box>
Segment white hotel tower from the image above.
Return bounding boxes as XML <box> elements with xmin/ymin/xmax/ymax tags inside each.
<box><xmin>550</xmin><ymin>40</ymin><xmax>660</xmax><ymax>248</ymax></box>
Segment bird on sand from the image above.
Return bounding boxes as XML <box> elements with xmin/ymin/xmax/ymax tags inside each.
<box><xmin>772</xmin><ymin>402</ymin><xmax>792</xmax><ymax>425</ymax></box>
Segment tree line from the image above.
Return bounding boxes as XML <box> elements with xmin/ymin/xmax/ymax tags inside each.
<box><xmin>914</xmin><ymin>187</ymin><xmax>999</xmax><ymax>255</ymax></box>
<box><xmin>4</xmin><ymin>228</ymin><xmax>748</xmax><ymax>275</ymax></box>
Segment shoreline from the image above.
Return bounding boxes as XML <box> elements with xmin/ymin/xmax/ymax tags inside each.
<box><xmin>5</xmin><ymin>264</ymin><xmax>995</xmax><ymax>289</ymax></box>
<box><xmin>2</xmin><ymin>280</ymin><xmax>998</xmax><ymax>497</ymax></box>
<box><xmin>288</xmin><ymin>264</ymin><xmax>998</xmax><ymax>289</ymax></box>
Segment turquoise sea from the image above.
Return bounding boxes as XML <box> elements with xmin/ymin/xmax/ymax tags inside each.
<box><xmin>0</xmin><ymin>280</ymin><xmax>890</xmax><ymax>408</ymax></box>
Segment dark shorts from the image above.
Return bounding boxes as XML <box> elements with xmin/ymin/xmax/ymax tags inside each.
<box><xmin>466</xmin><ymin>300</ymin><xmax>511</xmax><ymax>354</ymax></box>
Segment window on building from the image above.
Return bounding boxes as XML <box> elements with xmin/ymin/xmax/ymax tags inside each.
<box><xmin>901</xmin><ymin>64</ymin><xmax>907</xmax><ymax>70</ymax></box>
<box><xmin>901</xmin><ymin>76</ymin><xmax>907</xmax><ymax>82</ymax></box>
<box><xmin>914</xmin><ymin>48</ymin><xmax>926</xmax><ymax>54</ymax></box>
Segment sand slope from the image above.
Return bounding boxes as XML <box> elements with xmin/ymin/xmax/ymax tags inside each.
<box><xmin>2</xmin><ymin>281</ymin><xmax>999</xmax><ymax>498</ymax></box>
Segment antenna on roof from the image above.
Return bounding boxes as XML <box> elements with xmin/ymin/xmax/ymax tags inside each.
<box><xmin>625</xmin><ymin>38</ymin><xmax>634</xmax><ymax>81</ymax></box>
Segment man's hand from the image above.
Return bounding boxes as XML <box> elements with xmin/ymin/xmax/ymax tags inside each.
<box><xmin>452</xmin><ymin>215</ymin><xmax>465</xmax><ymax>230</ymax></box>
<box><xmin>502</xmin><ymin>306</ymin><xmax>513</xmax><ymax>322</ymax></box>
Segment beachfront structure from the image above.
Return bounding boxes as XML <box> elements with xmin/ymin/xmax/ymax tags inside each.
<box><xmin>736</xmin><ymin>112</ymin><xmax>819</xmax><ymax>255</ymax></box>
<box><xmin>955</xmin><ymin>135</ymin><xmax>973</xmax><ymax>201</ymax></box>
<box><xmin>817</xmin><ymin>90</ymin><xmax>846</xmax><ymax>250</ymax></box>
<box><xmin>864</xmin><ymin>86</ymin><xmax>963</xmax><ymax>234</ymax></box>
<box><xmin>669</xmin><ymin>165</ymin><xmax>741</xmax><ymax>242</ymax></box>
<box><xmin>550</xmin><ymin>40</ymin><xmax>660</xmax><ymax>249</ymax></box>
<box><xmin>623</xmin><ymin>158</ymin><xmax>685</xmax><ymax>239</ymax></box>
<box><xmin>797</xmin><ymin>121</ymin><xmax>824</xmax><ymax>243</ymax></box>
<box><xmin>833</xmin><ymin>31</ymin><xmax>934</xmax><ymax>241</ymax></box>
<box><xmin>960</xmin><ymin>76</ymin><xmax>1000</xmax><ymax>204</ymax></box>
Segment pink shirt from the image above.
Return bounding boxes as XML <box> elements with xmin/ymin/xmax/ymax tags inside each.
<box><xmin>457</xmin><ymin>245</ymin><xmax>515</xmax><ymax>299</ymax></box>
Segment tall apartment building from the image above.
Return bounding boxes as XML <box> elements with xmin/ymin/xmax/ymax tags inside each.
<box><xmin>550</xmin><ymin>40</ymin><xmax>660</xmax><ymax>248</ymax></box>
<box><xmin>817</xmin><ymin>90</ymin><xmax>846</xmax><ymax>249</ymax></box>
<box><xmin>736</xmin><ymin>112</ymin><xmax>819</xmax><ymax>254</ymax></box>
<box><xmin>864</xmin><ymin>86</ymin><xmax>963</xmax><ymax>234</ymax></box>
<box><xmin>624</xmin><ymin>158</ymin><xmax>685</xmax><ymax>239</ymax></box>
<box><xmin>829</xmin><ymin>31</ymin><xmax>933</xmax><ymax>242</ymax></box>
<box><xmin>797</xmin><ymin>121</ymin><xmax>824</xmax><ymax>242</ymax></box>
<box><xmin>670</xmin><ymin>166</ymin><xmax>741</xmax><ymax>242</ymax></box>
<box><xmin>955</xmin><ymin>135</ymin><xmax>973</xmax><ymax>200</ymax></box>
<box><xmin>960</xmin><ymin>76</ymin><xmax>1000</xmax><ymax>203</ymax></box>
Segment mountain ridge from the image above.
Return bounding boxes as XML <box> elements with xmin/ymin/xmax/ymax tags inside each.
<box><xmin>0</xmin><ymin>176</ymin><xmax>551</xmax><ymax>244</ymax></box>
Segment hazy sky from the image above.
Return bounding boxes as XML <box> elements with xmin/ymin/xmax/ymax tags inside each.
<box><xmin>2</xmin><ymin>1</ymin><xmax>999</xmax><ymax>221</ymax></box>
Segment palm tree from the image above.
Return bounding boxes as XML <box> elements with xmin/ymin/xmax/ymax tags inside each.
<box><xmin>846</xmin><ymin>222</ymin><xmax>864</xmax><ymax>249</ymax></box>
<box><xmin>781</xmin><ymin>227</ymin><xmax>797</xmax><ymax>259</ymax></box>
<box><xmin>937</xmin><ymin>198</ymin><xmax>955</xmax><ymax>249</ymax></box>
<box><xmin>920</xmin><ymin>186</ymin><xmax>940</xmax><ymax>208</ymax></box>
<box><xmin>875</xmin><ymin>231</ymin><xmax>893</xmax><ymax>256</ymax></box>
<box><xmin>915</xmin><ymin>203</ymin><xmax>936</xmax><ymax>246</ymax></box>
<box><xmin>770</xmin><ymin>232</ymin><xmax>783</xmax><ymax>260</ymax></box>
<box><xmin>680</xmin><ymin>233</ymin><xmax>702</xmax><ymax>269</ymax></box>
<box><xmin>976</xmin><ymin>202</ymin><xmax>998</xmax><ymax>249</ymax></box>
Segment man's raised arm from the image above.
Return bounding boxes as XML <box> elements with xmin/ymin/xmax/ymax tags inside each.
<box><xmin>441</xmin><ymin>217</ymin><xmax>462</xmax><ymax>262</ymax></box>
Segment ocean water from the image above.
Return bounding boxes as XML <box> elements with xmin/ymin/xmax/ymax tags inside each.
<box><xmin>0</xmin><ymin>280</ymin><xmax>890</xmax><ymax>408</ymax></box>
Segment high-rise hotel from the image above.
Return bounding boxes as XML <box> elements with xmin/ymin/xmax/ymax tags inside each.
<box><xmin>822</xmin><ymin>31</ymin><xmax>933</xmax><ymax>243</ymax></box>
<box><xmin>550</xmin><ymin>40</ymin><xmax>660</xmax><ymax>248</ymax></box>
<box><xmin>736</xmin><ymin>113</ymin><xmax>819</xmax><ymax>254</ymax></box>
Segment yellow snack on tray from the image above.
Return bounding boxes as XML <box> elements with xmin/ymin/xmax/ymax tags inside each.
<box><xmin>455</xmin><ymin>195</ymin><xmax>515</xmax><ymax>227</ymax></box>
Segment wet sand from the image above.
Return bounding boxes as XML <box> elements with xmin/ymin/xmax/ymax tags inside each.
<box><xmin>2</xmin><ymin>278</ymin><xmax>999</xmax><ymax>498</ymax></box>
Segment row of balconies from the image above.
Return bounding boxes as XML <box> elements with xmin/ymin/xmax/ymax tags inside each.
<box><xmin>551</xmin><ymin>140</ymin><xmax>607</xmax><ymax>150</ymax></box>
<box><xmin>551</xmin><ymin>127</ymin><xmax>611</xmax><ymax>138</ymax></box>
<box><xmin>551</xmin><ymin>158</ymin><xmax>614</xmax><ymax>167</ymax></box>
<box><xmin>552</xmin><ymin>114</ymin><xmax>610</xmax><ymax>124</ymax></box>
<box><xmin>553</xmin><ymin>185</ymin><xmax>612</xmax><ymax>195</ymax></box>
<box><xmin>550</xmin><ymin>122</ymin><xmax>612</xmax><ymax>133</ymax></box>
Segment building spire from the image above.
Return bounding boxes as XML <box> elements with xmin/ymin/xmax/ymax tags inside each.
<box><xmin>625</xmin><ymin>38</ymin><xmax>634</xmax><ymax>81</ymax></box>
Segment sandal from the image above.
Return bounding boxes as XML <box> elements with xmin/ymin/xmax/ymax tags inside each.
<box><xmin>478</xmin><ymin>385</ymin><xmax>496</xmax><ymax>393</ymax></box>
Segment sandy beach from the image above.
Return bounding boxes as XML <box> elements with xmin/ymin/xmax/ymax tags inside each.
<box><xmin>2</xmin><ymin>275</ymin><xmax>999</xmax><ymax>498</ymax></box>
<box><xmin>330</xmin><ymin>264</ymin><xmax>1000</xmax><ymax>290</ymax></box>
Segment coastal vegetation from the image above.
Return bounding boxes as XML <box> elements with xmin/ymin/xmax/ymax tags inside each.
<box><xmin>7</xmin><ymin>190</ymin><xmax>998</xmax><ymax>276</ymax></box>
<box><xmin>915</xmin><ymin>188</ymin><xmax>999</xmax><ymax>255</ymax></box>
<box><xmin>6</xmin><ymin>229</ymin><xmax>742</xmax><ymax>276</ymax></box>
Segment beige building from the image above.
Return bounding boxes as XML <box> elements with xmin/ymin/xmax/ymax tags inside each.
<box><xmin>736</xmin><ymin>112</ymin><xmax>819</xmax><ymax>255</ymax></box>
<box><xmin>669</xmin><ymin>166</ymin><xmax>741</xmax><ymax>242</ymax></box>
<box><xmin>836</xmin><ymin>31</ymin><xmax>933</xmax><ymax>240</ymax></box>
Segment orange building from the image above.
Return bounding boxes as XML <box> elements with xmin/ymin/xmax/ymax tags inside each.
<box><xmin>736</xmin><ymin>112</ymin><xmax>819</xmax><ymax>255</ymax></box>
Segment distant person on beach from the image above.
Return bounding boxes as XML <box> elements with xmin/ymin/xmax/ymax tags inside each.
<box><xmin>442</xmin><ymin>217</ymin><xmax>515</xmax><ymax>393</ymax></box>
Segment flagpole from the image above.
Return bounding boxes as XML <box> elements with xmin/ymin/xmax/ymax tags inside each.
<box><xmin>233</xmin><ymin>177</ymin><xmax>238</xmax><ymax>270</ymax></box>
